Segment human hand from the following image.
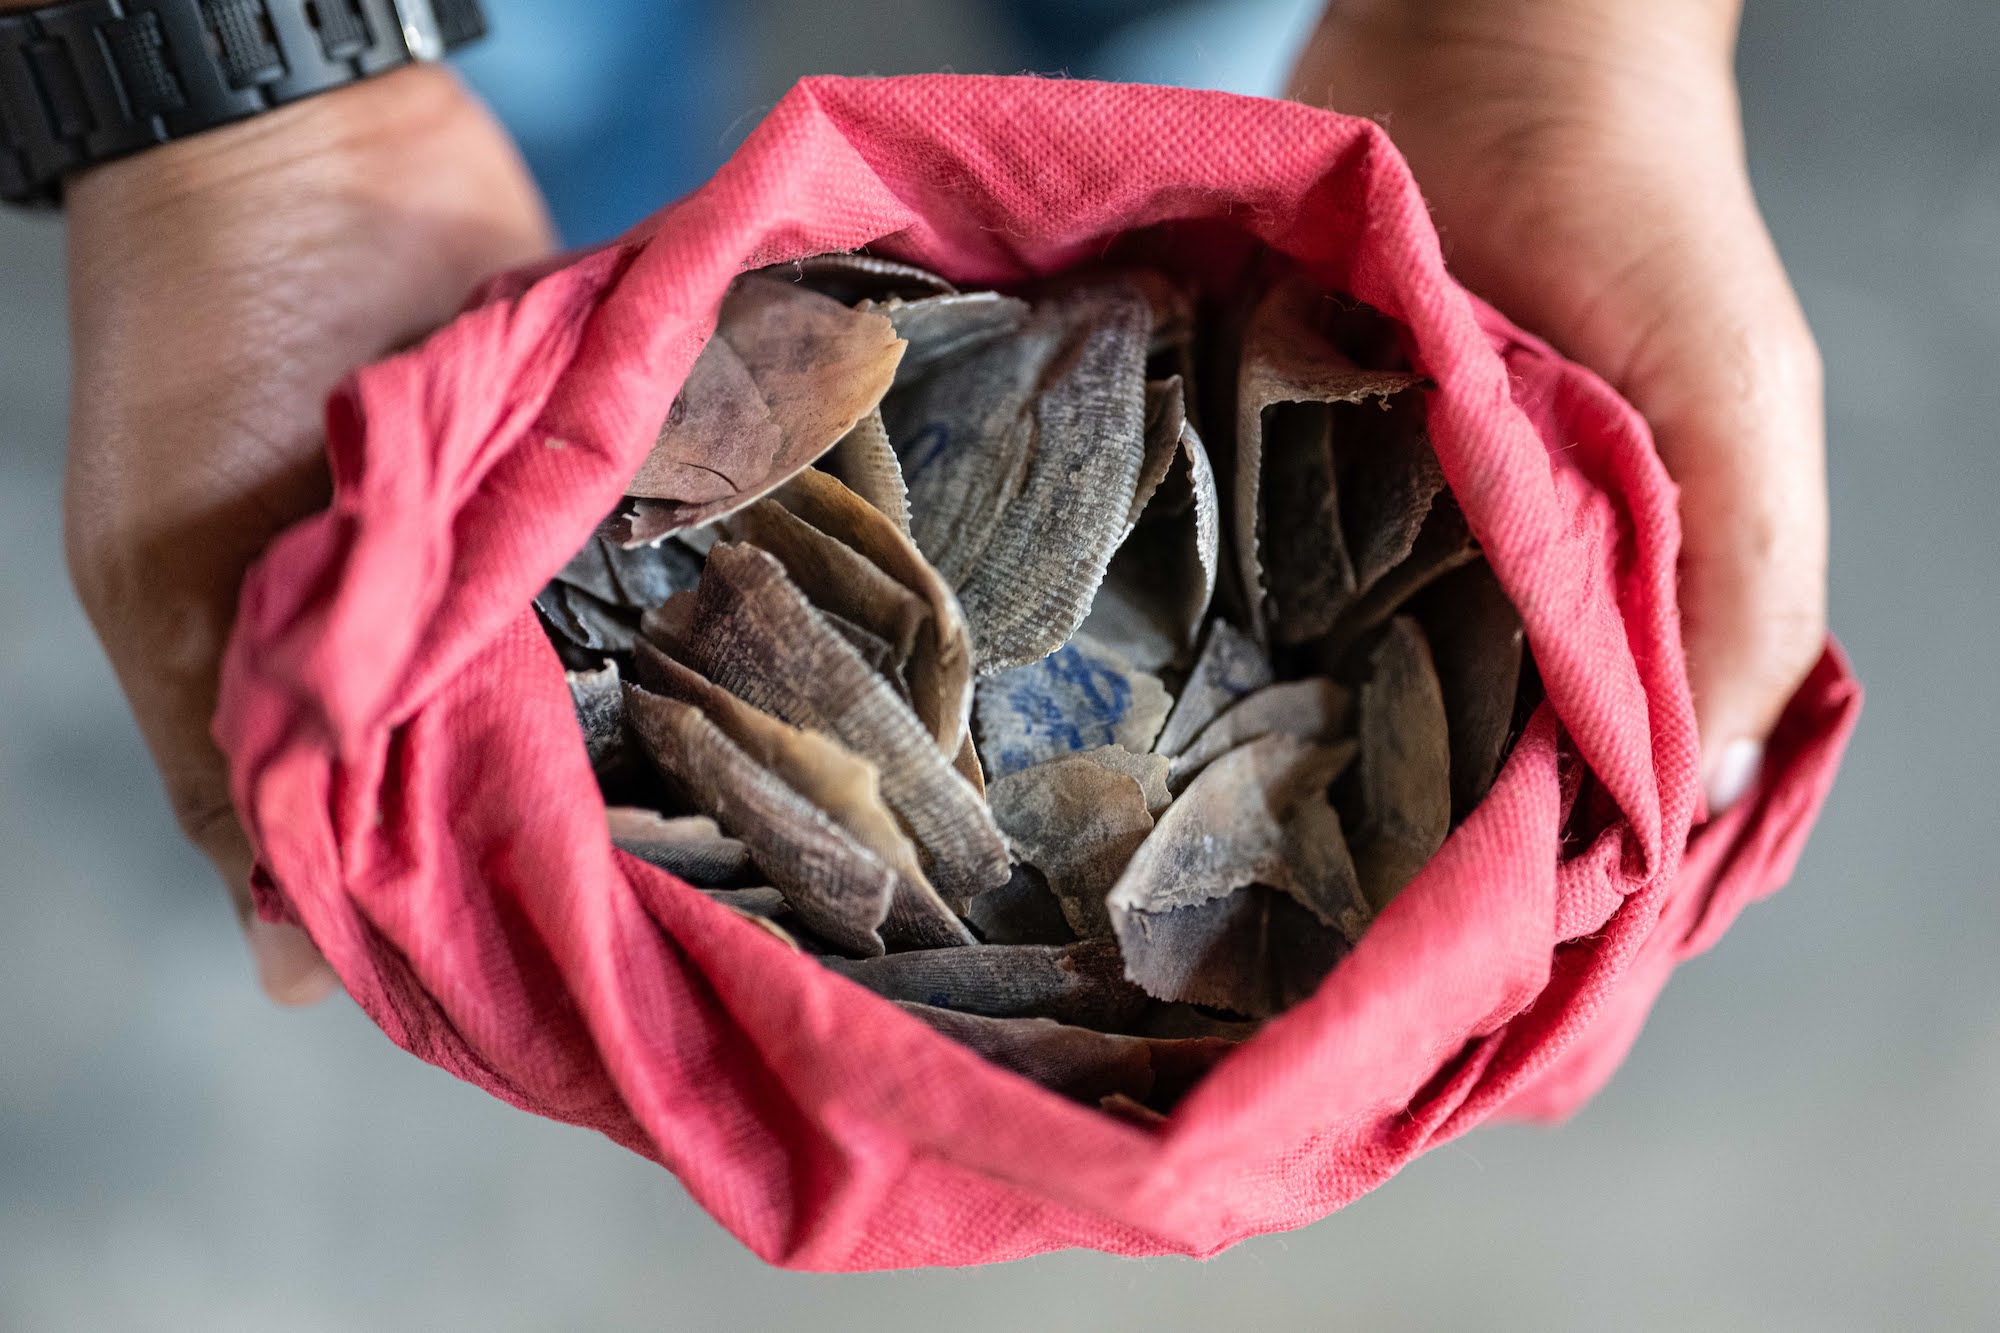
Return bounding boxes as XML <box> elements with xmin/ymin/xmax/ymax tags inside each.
<box><xmin>57</xmin><ymin>66</ymin><xmax>554</xmax><ymax>1002</ymax></box>
<box><xmin>1291</xmin><ymin>0</ymin><xmax>1826</xmax><ymax>812</ymax></box>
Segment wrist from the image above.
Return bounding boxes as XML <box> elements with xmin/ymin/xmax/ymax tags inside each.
<box><xmin>1317</xmin><ymin>0</ymin><xmax>1741</xmax><ymax>66</ymax></box>
<box><xmin>66</xmin><ymin>63</ymin><xmax>490</xmax><ymax>217</ymax></box>
<box><xmin>1294</xmin><ymin>0</ymin><xmax>1748</xmax><ymax>188</ymax></box>
<box><xmin>62</xmin><ymin>58</ymin><xmax>550</xmax><ymax>505</ymax></box>
<box><xmin>61</xmin><ymin>60</ymin><xmax>551</xmax><ymax>341</ymax></box>
<box><xmin>2</xmin><ymin>0</ymin><xmax>496</xmax><ymax>208</ymax></box>
<box><xmin>1298</xmin><ymin>0</ymin><xmax>1743</xmax><ymax>134</ymax></box>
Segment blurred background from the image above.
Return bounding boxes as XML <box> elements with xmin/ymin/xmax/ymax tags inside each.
<box><xmin>2</xmin><ymin>0</ymin><xmax>1995</xmax><ymax>1327</ymax></box>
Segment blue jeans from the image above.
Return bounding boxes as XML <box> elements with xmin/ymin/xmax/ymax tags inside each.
<box><xmin>452</xmin><ymin>0</ymin><xmax>1280</xmax><ymax>247</ymax></box>
<box><xmin>453</xmin><ymin>0</ymin><xmax>749</xmax><ymax>246</ymax></box>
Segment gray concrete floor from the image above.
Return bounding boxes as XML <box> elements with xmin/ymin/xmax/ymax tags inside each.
<box><xmin>2</xmin><ymin>1</ymin><xmax>1996</xmax><ymax>1328</ymax></box>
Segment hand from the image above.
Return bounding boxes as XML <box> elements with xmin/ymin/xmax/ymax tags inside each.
<box><xmin>59</xmin><ymin>67</ymin><xmax>554</xmax><ymax>1002</ymax></box>
<box><xmin>1291</xmin><ymin>0</ymin><xmax>1826</xmax><ymax>812</ymax></box>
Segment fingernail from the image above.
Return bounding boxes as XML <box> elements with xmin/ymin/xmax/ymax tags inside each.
<box><xmin>1704</xmin><ymin>737</ymin><xmax>1764</xmax><ymax>816</ymax></box>
<box><xmin>247</xmin><ymin>918</ymin><xmax>340</xmax><ymax>1007</ymax></box>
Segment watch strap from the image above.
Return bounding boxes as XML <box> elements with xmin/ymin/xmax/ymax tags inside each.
<box><xmin>0</xmin><ymin>0</ymin><xmax>485</xmax><ymax>208</ymax></box>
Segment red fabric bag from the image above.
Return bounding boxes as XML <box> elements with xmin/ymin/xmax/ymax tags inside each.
<box><xmin>214</xmin><ymin>75</ymin><xmax>1860</xmax><ymax>1268</ymax></box>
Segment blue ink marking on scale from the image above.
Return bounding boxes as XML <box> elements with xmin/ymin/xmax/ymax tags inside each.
<box><xmin>1026</xmin><ymin>647</ymin><xmax>1128</xmax><ymax>747</ymax></box>
<box><xmin>927</xmin><ymin>991</ymin><xmax>951</xmax><ymax>1007</ymax></box>
<box><xmin>903</xmin><ymin>422</ymin><xmax>954</xmax><ymax>476</ymax></box>
<box><xmin>1044</xmin><ymin>644</ymin><xmax>1132</xmax><ymax>737</ymax></box>
<box><xmin>989</xmin><ymin>644</ymin><xmax>1141</xmax><ymax>776</ymax></box>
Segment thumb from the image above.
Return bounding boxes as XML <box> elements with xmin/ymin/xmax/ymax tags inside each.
<box><xmin>175</xmin><ymin>771</ymin><xmax>343</xmax><ymax>1008</ymax></box>
<box><xmin>1282</xmin><ymin>3</ymin><xmax>1830</xmax><ymax>814</ymax></box>
<box><xmin>62</xmin><ymin>448</ymin><xmax>343</xmax><ymax>1006</ymax></box>
<box><xmin>55</xmin><ymin>67</ymin><xmax>552</xmax><ymax>1009</ymax></box>
<box><xmin>1608</xmin><ymin>199</ymin><xmax>1828</xmax><ymax>814</ymax></box>
<box><xmin>63</xmin><ymin>386</ymin><xmax>344</xmax><ymax>1008</ymax></box>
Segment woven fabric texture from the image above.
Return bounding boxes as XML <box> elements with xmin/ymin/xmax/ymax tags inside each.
<box><xmin>213</xmin><ymin>75</ymin><xmax>1860</xmax><ymax>1269</ymax></box>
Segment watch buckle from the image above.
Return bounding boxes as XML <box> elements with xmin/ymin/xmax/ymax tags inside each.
<box><xmin>389</xmin><ymin>0</ymin><xmax>445</xmax><ymax>62</ymax></box>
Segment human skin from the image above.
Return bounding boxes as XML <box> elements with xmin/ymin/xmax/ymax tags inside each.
<box><xmin>24</xmin><ymin>48</ymin><xmax>554</xmax><ymax>1002</ymax></box>
<box><xmin>1291</xmin><ymin>0</ymin><xmax>1827</xmax><ymax>812</ymax></box>
<box><xmin>26</xmin><ymin>0</ymin><xmax>1822</xmax><ymax>1003</ymax></box>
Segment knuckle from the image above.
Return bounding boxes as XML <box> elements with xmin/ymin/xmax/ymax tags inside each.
<box><xmin>61</xmin><ymin>513</ymin><xmax>117</xmax><ymax>626</ymax></box>
<box><xmin>164</xmin><ymin>774</ymin><xmax>256</xmax><ymax>921</ymax></box>
<box><xmin>1743</xmin><ymin>604</ymin><xmax>1827</xmax><ymax>683</ymax></box>
<box><xmin>1682</xmin><ymin>560</ymin><xmax>1828</xmax><ymax>718</ymax></box>
<box><xmin>1719</xmin><ymin>601</ymin><xmax>1827</xmax><ymax>712</ymax></box>
<box><xmin>165</xmin><ymin>779</ymin><xmax>242</xmax><ymax>856</ymax></box>
<box><xmin>1785</xmin><ymin>318</ymin><xmax>1824</xmax><ymax>384</ymax></box>
<box><xmin>61</xmin><ymin>503</ymin><xmax>162</xmax><ymax>650</ymax></box>
<box><xmin>1740</xmin><ymin>573</ymin><xmax>1828</xmax><ymax>659</ymax></box>
<box><xmin>1767</xmin><ymin>603</ymin><xmax>1830</xmax><ymax>676</ymax></box>
<box><xmin>1754</xmin><ymin>308</ymin><xmax>1824</xmax><ymax>407</ymax></box>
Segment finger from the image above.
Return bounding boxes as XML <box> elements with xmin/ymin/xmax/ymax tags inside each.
<box><xmin>247</xmin><ymin>919</ymin><xmax>342</xmax><ymax>1006</ymax></box>
<box><xmin>63</xmin><ymin>428</ymin><xmax>343</xmax><ymax>1005</ymax></box>
<box><xmin>57</xmin><ymin>68</ymin><xmax>551</xmax><ymax>1002</ymax></box>
<box><xmin>168</xmin><ymin>751</ymin><xmax>342</xmax><ymax>1007</ymax></box>
<box><xmin>1478</xmin><ymin>176</ymin><xmax>1829</xmax><ymax>809</ymax></box>
<box><xmin>1608</xmin><ymin>214</ymin><xmax>1828</xmax><ymax>813</ymax></box>
<box><xmin>1387</xmin><ymin>107</ymin><xmax>1827</xmax><ymax>813</ymax></box>
<box><xmin>59</xmin><ymin>261</ymin><xmax>345</xmax><ymax>1006</ymax></box>
<box><xmin>1285</xmin><ymin>7</ymin><xmax>1829</xmax><ymax>814</ymax></box>
<box><xmin>1413</xmin><ymin>159</ymin><xmax>1827</xmax><ymax>810</ymax></box>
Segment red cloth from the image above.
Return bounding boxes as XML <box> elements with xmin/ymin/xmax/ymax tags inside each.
<box><xmin>215</xmin><ymin>75</ymin><xmax>1860</xmax><ymax>1268</ymax></box>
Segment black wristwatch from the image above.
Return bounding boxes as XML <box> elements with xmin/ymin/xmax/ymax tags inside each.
<box><xmin>0</xmin><ymin>0</ymin><xmax>486</xmax><ymax>208</ymax></box>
